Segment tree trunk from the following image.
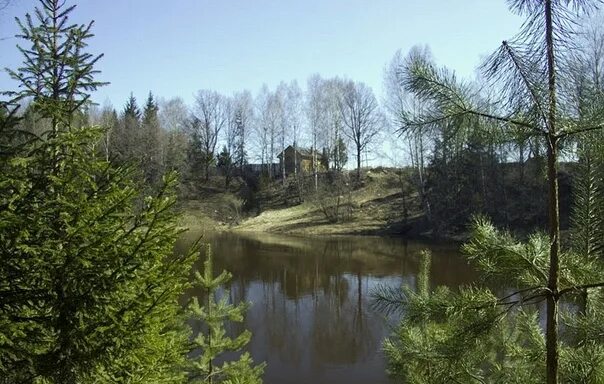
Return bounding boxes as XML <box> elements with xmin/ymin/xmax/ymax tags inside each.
<box><xmin>546</xmin><ymin>136</ymin><xmax>560</xmax><ymax>384</ymax></box>
<box><xmin>207</xmin><ymin>283</ymin><xmax>213</xmax><ymax>384</ymax></box>
<box><xmin>281</xmin><ymin>140</ymin><xmax>286</xmax><ymax>186</ymax></box>
<box><xmin>334</xmin><ymin>128</ymin><xmax>340</xmax><ymax>172</ymax></box>
<box><xmin>294</xmin><ymin>138</ymin><xmax>298</xmax><ymax>178</ymax></box>
<box><xmin>313</xmin><ymin>132</ymin><xmax>318</xmax><ymax>192</ymax></box>
<box><xmin>356</xmin><ymin>146</ymin><xmax>361</xmax><ymax>181</ymax></box>
<box><xmin>544</xmin><ymin>1</ymin><xmax>560</xmax><ymax>383</ymax></box>
<box><xmin>418</xmin><ymin>133</ymin><xmax>431</xmax><ymax>220</ymax></box>
<box><xmin>519</xmin><ymin>140</ymin><xmax>525</xmax><ymax>183</ymax></box>
<box><xmin>104</xmin><ymin>130</ymin><xmax>110</xmax><ymax>162</ymax></box>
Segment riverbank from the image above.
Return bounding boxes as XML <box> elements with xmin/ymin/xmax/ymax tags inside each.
<box><xmin>178</xmin><ymin>169</ymin><xmax>456</xmax><ymax>239</ymax></box>
<box><xmin>177</xmin><ymin>166</ymin><xmax>561</xmax><ymax>242</ymax></box>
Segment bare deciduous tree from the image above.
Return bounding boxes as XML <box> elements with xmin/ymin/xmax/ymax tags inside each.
<box><xmin>275</xmin><ymin>82</ymin><xmax>289</xmax><ymax>184</ymax></box>
<box><xmin>284</xmin><ymin>81</ymin><xmax>303</xmax><ymax>178</ymax></box>
<box><xmin>254</xmin><ymin>85</ymin><xmax>273</xmax><ymax>177</ymax></box>
<box><xmin>340</xmin><ymin>81</ymin><xmax>383</xmax><ymax>181</ymax></box>
<box><xmin>323</xmin><ymin>77</ymin><xmax>347</xmax><ymax>172</ymax></box>
<box><xmin>306</xmin><ymin>74</ymin><xmax>328</xmax><ymax>191</ymax></box>
<box><xmin>191</xmin><ymin>90</ymin><xmax>227</xmax><ymax>180</ymax></box>
<box><xmin>384</xmin><ymin>47</ymin><xmax>432</xmax><ymax>217</ymax></box>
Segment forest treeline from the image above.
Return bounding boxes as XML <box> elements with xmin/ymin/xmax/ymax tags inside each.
<box><xmin>16</xmin><ymin>74</ymin><xmax>383</xmax><ymax>189</ymax></box>
<box><xmin>12</xmin><ymin>13</ymin><xmax>604</xmax><ymax>236</ymax></box>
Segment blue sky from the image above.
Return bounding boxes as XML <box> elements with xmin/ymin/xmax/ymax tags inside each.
<box><xmin>0</xmin><ymin>0</ymin><xmax>523</xmax><ymax>109</ymax></box>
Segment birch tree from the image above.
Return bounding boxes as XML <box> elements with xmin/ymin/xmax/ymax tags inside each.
<box><xmin>339</xmin><ymin>81</ymin><xmax>383</xmax><ymax>181</ymax></box>
<box><xmin>192</xmin><ymin>90</ymin><xmax>227</xmax><ymax>180</ymax></box>
<box><xmin>384</xmin><ymin>48</ymin><xmax>433</xmax><ymax>217</ymax></box>
<box><xmin>306</xmin><ymin>74</ymin><xmax>328</xmax><ymax>191</ymax></box>
<box><xmin>284</xmin><ymin>81</ymin><xmax>303</xmax><ymax>178</ymax></box>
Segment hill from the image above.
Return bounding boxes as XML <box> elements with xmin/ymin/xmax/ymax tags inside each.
<box><xmin>233</xmin><ymin>168</ymin><xmax>424</xmax><ymax>236</ymax></box>
<box><xmin>178</xmin><ymin>162</ymin><xmax>576</xmax><ymax>241</ymax></box>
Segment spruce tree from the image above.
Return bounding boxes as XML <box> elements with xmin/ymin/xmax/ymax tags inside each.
<box><xmin>141</xmin><ymin>92</ymin><xmax>163</xmax><ymax>187</ymax></box>
<box><xmin>188</xmin><ymin>245</ymin><xmax>264</xmax><ymax>384</ymax></box>
<box><xmin>217</xmin><ymin>146</ymin><xmax>233</xmax><ymax>188</ymax></box>
<box><xmin>331</xmin><ymin>137</ymin><xmax>348</xmax><ymax>172</ymax></box>
<box><xmin>1</xmin><ymin>1</ymin><xmax>198</xmax><ymax>382</ymax></box>
<box><xmin>124</xmin><ymin>93</ymin><xmax>141</xmax><ymax>120</ymax></box>
<box><xmin>1</xmin><ymin>136</ymin><xmax>199</xmax><ymax>382</ymax></box>
<box><xmin>113</xmin><ymin>93</ymin><xmax>142</xmax><ymax>166</ymax></box>
<box><xmin>4</xmin><ymin>0</ymin><xmax>107</xmax><ymax>133</ymax></box>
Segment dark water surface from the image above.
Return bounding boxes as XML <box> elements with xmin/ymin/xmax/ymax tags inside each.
<box><xmin>178</xmin><ymin>231</ymin><xmax>475</xmax><ymax>384</ymax></box>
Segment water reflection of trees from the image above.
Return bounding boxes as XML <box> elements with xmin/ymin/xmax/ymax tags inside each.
<box><xmin>260</xmin><ymin>273</ymin><xmax>305</xmax><ymax>366</ymax></box>
<box><xmin>310</xmin><ymin>272</ymin><xmax>380</xmax><ymax>366</ymax></box>
<box><xmin>190</xmin><ymin>233</ymin><xmax>474</xmax><ymax>293</ymax></box>
<box><xmin>175</xmin><ymin>231</ymin><xmax>476</xmax><ymax>376</ymax></box>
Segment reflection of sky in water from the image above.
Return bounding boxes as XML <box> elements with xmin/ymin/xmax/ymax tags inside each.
<box><xmin>180</xmin><ymin>232</ymin><xmax>475</xmax><ymax>384</ymax></box>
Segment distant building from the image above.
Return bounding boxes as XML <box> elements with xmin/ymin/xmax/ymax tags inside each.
<box><xmin>277</xmin><ymin>145</ymin><xmax>327</xmax><ymax>176</ymax></box>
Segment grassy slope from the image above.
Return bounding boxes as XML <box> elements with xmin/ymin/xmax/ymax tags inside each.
<box><xmin>180</xmin><ymin>164</ymin><xmax>576</xmax><ymax>239</ymax></box>
<box><xmin>233</xmin><ymin>168</ymin><xmax>424</xmax><ymax>236</ymax></box>
<box><xmin>176</xmin><ymin>177</ymin><xmax>246</xmax><ymax>235</ymax></box>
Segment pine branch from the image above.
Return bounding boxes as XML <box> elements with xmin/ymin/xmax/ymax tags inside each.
<box><xmin>370</xmin><ymin>285</ymin><xmax>409</xmax><ymax>315</ymax></box>
<box><xmin>557</xmin><ymin>123</ymin><xmax>604</xmax><ymax>138</ymax></box>
<box><xmin>466</xmin><ymin>109</ymin><xmax>540</xmax><ymax>132</ymax></box>
<box><xmin>559</xmin><ymin>282</ymin><xmax>604</xmax><ymax>297</ymax></box>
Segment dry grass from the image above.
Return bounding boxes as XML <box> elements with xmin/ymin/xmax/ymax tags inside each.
<box><xmin>234</xmin><ymin>168</ymin><xmax>418</xmax><ymax>236</ymax></box>
<box><xmin>177</xmin><ymin>168</ymin><xmax>421</xmax><ymax>237</ymax></box>
<box><xmin>177</xmin><ymin>189</ymin><xmax>244</xmax><ymax>235</ymax></box>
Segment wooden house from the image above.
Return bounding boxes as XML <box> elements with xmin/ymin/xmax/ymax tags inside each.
<box><xmin>277</xmin><ymin>145</ymin><xmax>327</xmax><ymax>176</ymax></box>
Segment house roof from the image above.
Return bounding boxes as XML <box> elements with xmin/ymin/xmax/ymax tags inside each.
<box><xmin>277</xmin><ymin>145</ymin><xmax>319</xmax><ymax>159</ymax></box>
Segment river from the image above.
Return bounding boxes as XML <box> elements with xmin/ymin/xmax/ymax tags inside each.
<box><xmin>177</xmin><ymin>231</ymin><xmax>475</xmax><ymax>384</ymax></box>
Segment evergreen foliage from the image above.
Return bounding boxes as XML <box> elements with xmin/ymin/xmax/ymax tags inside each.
<box><xmin>571</xmin><ymin>134</ymin><xmax>604</xmax><ymax>260</ymax></box>
<box><xmin>233</xmin><ymin>107</ymin><xmax>248</xmax><ymax>171</ymax></box>
<box><xmin>2</xmin><ymin>1</ymin><xmax>261</xmax><ymax>383</ymax></box>
<box><xmin>425</xmin><ymin>134</ymin><xmax>512</xmax><ymax>234</ymax></box>
<box><xmin>2</xmin><ymin>0</ymin><xmax>274</xmax><ymax>382</ymax></box>
<box><xmin>375</xmin><ymin>1</ymin><xmax>604</xmax><ymax>383</ymax></box>
<box><xmin>123</xmin><ymin>94</ymin><xmax>141</xmax><ymax>120</ymax></box>
<box><xmin>141</xmin><ymin>92</ymin><xmax>164</xmax><ymax>187</ymax></box>
<box><xmin>187</xmin><ymin>245</ymin><xmax>265</xmax><ymax>384</ymax></box>
<box><xmin>217</xmin><ymin>146</ymin><xmax>234</xmax><ymax>188</ymax></box>
<box><xmin>374</xmin><ymin>221</ymin><xmax>604</xmax><ymax>383</ymax></box>
<box><xmin>113</xmin><ymin>93</ymin><xmax>142</xmax><ymax>165</ymax></box>
<box><xmin>0</xmin><ymin>126</ymin><xmax>198</xmax><ymax>383</ymax></box>
<box><xmin>330</xmin><ymin>137</ymin><xmax>348</xmax><ymax>172</ymax></box>
<box><xmin>4</xmin><ymin>0</ymin><xmax>107</xmax><ymax>131</ymax></box>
